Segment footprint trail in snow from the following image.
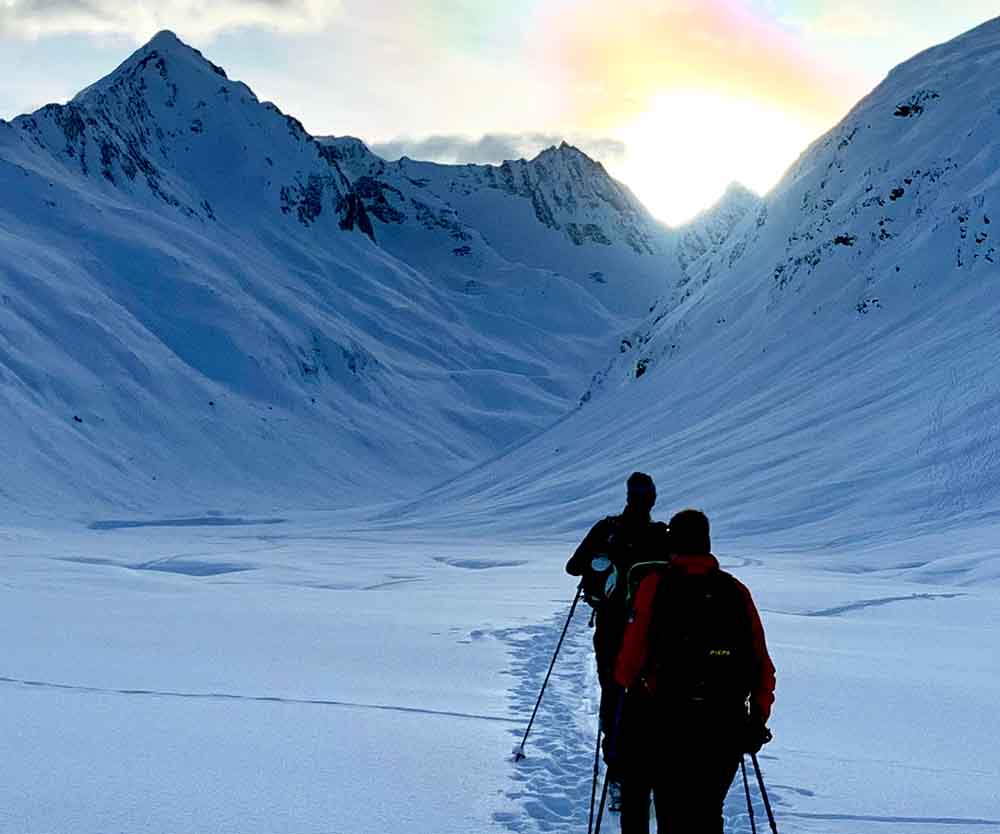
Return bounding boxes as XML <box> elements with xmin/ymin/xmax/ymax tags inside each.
<box><xmin>493</xmin><ymin>605</ymin><xmax>777</xmax><ymax>833</ymax></box>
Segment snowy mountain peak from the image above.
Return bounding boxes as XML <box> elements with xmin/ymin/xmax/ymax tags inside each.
<box><xmin>146</xmin><ymin>29</ymin><xmax>192</xmax><ymax>52</ymax></box>
<box><xmin>74</xmin><ymin>29</ymin><xmax>230</xmax><ymax>107</ymax></box>
<box><xmin>720</xmin><ymin>181</ymin><xmax>758</xmax><ymax>202</ymax></box>
<box><xmin>674</xmin><ymin>181</ymin><xmax>762</xmax><ymax>274</ymax></box>
<box><xmin>8</xmin><ymin>30</ymin><xmax>374</xmax><ymax>237</ymax></box>
<box><xmin>471</xmin><ymin>142</ymin><xmax>660</xmax><ymax>254</ymax></box>
<box><xmin>534</xmin><ymin>141</ymin><xmax>589</xmax><ymax>162</ymax></box>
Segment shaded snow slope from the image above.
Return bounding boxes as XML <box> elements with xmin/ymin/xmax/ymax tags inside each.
<box><xmin>0</xmin><ymin>32</ymin><xmax>685</xmax><ymax>520</ymax></box>
<box><xmin>391</xmin><ymin>18</ymin><xmax>1000</xmax><ymax>578</ymax></box>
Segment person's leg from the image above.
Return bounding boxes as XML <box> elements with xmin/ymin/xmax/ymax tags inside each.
<box><xmin>702</xmin><ymin>753</ymin><xmax>740</xmax><ymax>833</ymax></box>
<box><xmin>651</xmin><ymin>752</ymin><xmax>681</xmax><ymax>834</ymax></box>
<box><xmin>651</xmin><ymin>721</ymin><xmax>740</xmax><ymax>834</ymax></box>
<box><xmin>613</xmin><ymin>693</ymin><xmax>655</xmax><ymax>829</ymax></box>
<box><xmin>618</xmin><ymin>758</ymin><xmax>653</xmax><ymax>834</ymax></box>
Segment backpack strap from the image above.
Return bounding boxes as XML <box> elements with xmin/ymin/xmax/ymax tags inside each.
<box><xmin>614</xmin><ymin>568</ymin><xmax>666</xmax><ymax>690</ymax></box>
<box><xmin>625</xmin><ymin>559</ymin><xmax>672</xmax><ymax>605</ymax></box>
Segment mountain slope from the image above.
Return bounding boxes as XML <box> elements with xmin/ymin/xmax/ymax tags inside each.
<box><xmin>0</xmin><ymin>31</ymin><xmax>682</xmax><ymax>519</ymax></box>
<box><xmin>320</xmin><ymin>136</ymin><xmax>675</xmax><ymax>315</ymax></box>
<box><xmin>393</xmin><ymin>18</ymin><xmax>1000</xmax><ymax>578</ymax></box>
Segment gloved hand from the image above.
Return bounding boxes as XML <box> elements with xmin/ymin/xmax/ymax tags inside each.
<box><xmin>744</xmin><ymin>714</ymin><xmax>773</xmax><ymax>754</ymax></box>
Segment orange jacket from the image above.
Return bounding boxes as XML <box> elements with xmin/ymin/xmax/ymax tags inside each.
<box><xmin>613</xmin><ymin>554</ymin><xmax>776</xmax><ymax>721</ymax></box>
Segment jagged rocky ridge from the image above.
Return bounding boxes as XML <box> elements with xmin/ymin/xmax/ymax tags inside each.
<box><xmin>317</xmin><ymin>135</ymin><xmax>679</xmax><ymax>314</ymax></box>
<box><xmin>326</xmin><ymin>137</ymin><xmax>658</xmax><ymax>251</ymax></box>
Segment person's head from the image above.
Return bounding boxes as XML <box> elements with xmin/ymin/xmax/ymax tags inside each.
<box><xmin>625</xmin><ymin>471</ymin><xmax>656</xmax><ymax>514</ymax></box>
<box><xmin>668</xmin><ymin>508</ymin><xmax>711</xmax><ymax>554</ymax></box>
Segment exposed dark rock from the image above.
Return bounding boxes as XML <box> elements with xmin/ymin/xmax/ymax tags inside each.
<box><xmin>566</xmin><ymin>222</ymin><xmax>612</xmax><ymax>246</ymax></box>
<box><xmin>336</xmin><ymin>192</ymin><xmax>375</xmax><ymax>241</ymax></box>
<box><xmin>354</xmin><ymin>176</ymin><xmax>406</xmax><ymax>224</ymax></box>
<box><xmin>894</xmin><ymin>90</ymin><xmax>940</xmax><ymax>118</ymax></box>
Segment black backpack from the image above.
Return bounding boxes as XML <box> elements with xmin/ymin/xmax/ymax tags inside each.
<box><xmin>644</xmin><ymin>566</ymin><xmax>752</xmax><ymax>712</ymax></box>
<box><xmin>583</xmin><ymin>516</ymin><xmax>670</xmax><ymax>609</ymax></box>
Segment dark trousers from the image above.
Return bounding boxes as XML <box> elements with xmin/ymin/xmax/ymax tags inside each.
<box><xmin>618</xmin><ymin>700</ymin><xmax>741</xmax><ymax>834</ymax></box>
<box><xmin>594</xmin><ymin>637</ymin><xmax>622</xmax><ymax>766</ymax></box>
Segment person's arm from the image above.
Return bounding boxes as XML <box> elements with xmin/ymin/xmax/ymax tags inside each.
<box><xmin>565</xmin><ymin>519</ymin><xmax>609</xmax><ymax>576</ymax></box>
<box><xmin>613</xmin><ymin>571</ymin><xmax>662</xmax><ymax>689</ymax></box>
<box><xmin>736</xmin><ymin>580</ymin><xmax>776</xmax><ymax>721</ymax></box>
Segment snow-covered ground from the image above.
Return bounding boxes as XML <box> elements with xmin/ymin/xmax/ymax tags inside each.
<box><xmin>2</xmin><ymin>513</ymin><xmax>997</xmax><ymax>834</ymax></box>
<box><xmin>4</xmin><ymin>17</ymin><xmax>1000</xmax><ymax>834</ymax></box>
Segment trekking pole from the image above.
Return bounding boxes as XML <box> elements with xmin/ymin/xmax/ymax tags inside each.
<box><xmin>750</xmin><ymin>752</ymin><xmax>779</xmax><ymax>834</ymax></box>
<box><xmin>587</xmin><ymin>720</ymin><xmax>602</xmax><ymax>834</ymax></box>
<box><xmin>512</xmin><ymin>584</ymin><xmax>583</xmax><ymax>761</ymax></box>
<box><xmin>592</xmin><ymin>765</ymin><xmax>613</xmax><ymax>834</ymax></box>
<box><xmin>592</xmin><ymin>689</ymin><xmax>626</xmax><ymax>834</ymax></box>
<box><xmin>740</xmin><ymin>756</ymin><xmax>758</xmax><ymax>834</ymax></box>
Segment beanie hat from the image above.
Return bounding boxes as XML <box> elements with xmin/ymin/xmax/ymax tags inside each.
<box><xmin>626</xmin><ymin>471</ymin><xmax>656</xmax><ymax>509</ymax></box>
<box><xmin>669</xmin><ymin>508</ymin><xmax>711</xmax><ymax>554</ymax></box>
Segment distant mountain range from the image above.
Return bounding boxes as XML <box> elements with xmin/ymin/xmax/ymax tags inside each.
<box><xmin>4</xmin><ymin>19</ymin><xmax>998</xmax><ymax>548</ymax></box>
<box><xmin>1</xmin><ymin>31</ymin><xmax>745</xmax><ymax>517</ymax></box>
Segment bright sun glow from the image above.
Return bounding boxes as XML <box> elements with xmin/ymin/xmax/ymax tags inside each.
<box><xmin>609</xmin><ymin>89</ymin><xmax>827</xmax><ymax>226</ymax></box>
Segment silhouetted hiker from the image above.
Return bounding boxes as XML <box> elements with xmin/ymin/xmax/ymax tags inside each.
<box><xmin>566</xmin><ymin>472</ymin><xmax>669</xmax><ymax>804</ymax></box>
<box><xmin>611</xmin><ymin>508</ymin><xmax>776</xmax><ymax>834</ymax></box>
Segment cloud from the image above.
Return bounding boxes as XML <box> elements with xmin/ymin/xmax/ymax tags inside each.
<box><xmin>0</xmin><ymin>0</ymin><xmax>342</xmax><ymax>41</ymax></box>
<box><xmin>535</xmin><ymin>0</ymin><xmax>860</xmax><ymax>129</ymax></box>
<box><xmin>370</xmin><ymin>132</ymin><xmax>626</xmax><ymax>166</ymax></box>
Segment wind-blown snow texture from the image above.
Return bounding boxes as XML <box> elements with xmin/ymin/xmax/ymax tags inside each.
<box><xmin>2</xmin><ymin>18</ymin><xmax>1000</xmax><ymax>834</ymax></box>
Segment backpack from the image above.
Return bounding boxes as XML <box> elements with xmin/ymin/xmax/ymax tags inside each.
<box><xmin>582</xmin><ymin>554</ymin><xmax>619</xmax><ymax>608</ymax></box>
<box><xmin>644</xmin><ymin>566</ymin><xmax>752</xmax><ymax>712</ymax></box>
<box><xmin>582</xmin><ymin>516</ymin><xmax>669</xmax><ymax>610</ymax></box>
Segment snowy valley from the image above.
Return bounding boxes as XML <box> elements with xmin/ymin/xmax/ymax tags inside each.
<box><xmin>2</xmin><ymin>20</ymin><xmax>1000</xmax><ymax>834</ymax></box>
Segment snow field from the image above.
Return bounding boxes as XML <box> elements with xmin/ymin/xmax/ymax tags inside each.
<box><xmin>1</xmin><ymin>518</ymin><xmax>998</xmax><ymax>833</ymax></box>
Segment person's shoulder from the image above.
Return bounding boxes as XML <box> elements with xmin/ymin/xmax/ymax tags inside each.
<box><xmin>593</xmin><ymin>514</ymin><xmax>620</xmax><ymax>531</ymax></box>
<box><xmin>575</xmin><ymin>515</ymin><xmax>617</xmax><ymax>549</ymax></box>
<box><xmin>716</xmin><ymin>569</ymin><xmax>757</xmax><ymax>603</ymax></box>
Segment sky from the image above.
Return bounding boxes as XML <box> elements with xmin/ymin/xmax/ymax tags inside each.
<box><xmin>2</xmin><ymin>1</ymin><xmax>997</xmax><ymax>225</ymax></box>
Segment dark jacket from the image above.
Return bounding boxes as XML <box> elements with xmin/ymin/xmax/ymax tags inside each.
<box><xmin>567</xmin><ymin>509</ymin><xmax>670</xmax><ymax>670</ymax></box>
